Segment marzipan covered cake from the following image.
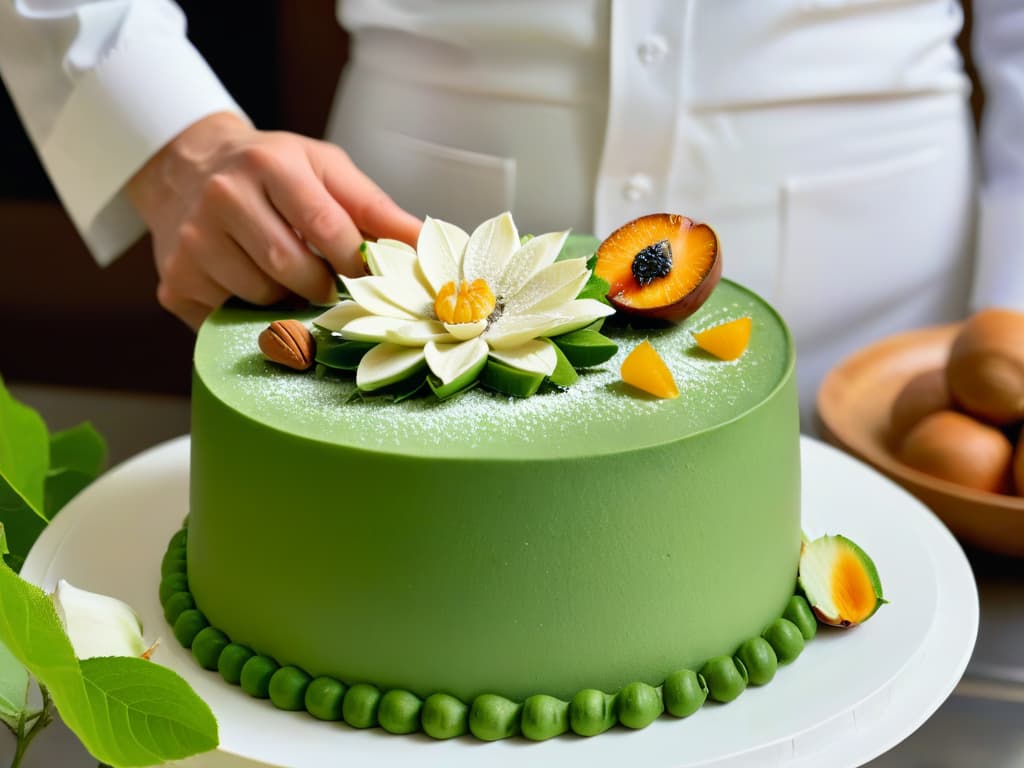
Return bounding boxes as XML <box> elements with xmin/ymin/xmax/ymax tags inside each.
<box><xmin>159</xmin><ymin>212</ymin><xmax>883</xmax><ymax>741</ymax></box>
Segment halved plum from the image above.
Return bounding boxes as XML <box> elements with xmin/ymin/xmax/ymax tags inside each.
<box><xmin>595</xmin><ymin>214</ymin><xmax>721</xmax><ymax>322</ymax></box>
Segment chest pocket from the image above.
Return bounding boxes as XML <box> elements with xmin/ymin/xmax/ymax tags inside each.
<box><xmin>777</xmin><ymin>146</ymin><xmax>971</xmax><ymax>348</ymax></box>
<box><xmin>683</xmin><ymin>0</ymin><xmax>959</xmax><ymax>109</ymax></box>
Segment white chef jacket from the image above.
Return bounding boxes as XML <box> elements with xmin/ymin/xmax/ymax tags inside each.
<box><xmin>2</xmin><ymin>0</ymin><xmax>1023</xmax><ymax>424</ymax></box>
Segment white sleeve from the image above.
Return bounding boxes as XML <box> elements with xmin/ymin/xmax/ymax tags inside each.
<box><xmin>0</xmin><ymin>0</ymin><xmax>247</xmax><ymax>265</ymax></box>
<box><xmin>971</xmin><ymin>0</ymin><xmax>1024</xmax><ymax>311</ymax></box>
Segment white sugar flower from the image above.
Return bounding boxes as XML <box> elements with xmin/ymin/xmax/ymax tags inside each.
<box><xmin>315</xmin><ymin>212</ymin><xmax>615</xmax><ymax>392</ymax></box>
<box><xmin>51</xmin><ymin>580</ymin><xmax>156</xmax><ymax>660</ymax></box>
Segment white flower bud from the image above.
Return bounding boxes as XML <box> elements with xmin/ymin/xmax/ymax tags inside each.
<box><xmin>51</xmin><ymin>580</ymin><xmax>151</xmax><ymax>660</ymax></box>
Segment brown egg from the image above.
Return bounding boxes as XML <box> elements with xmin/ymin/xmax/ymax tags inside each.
<box><xmin>1015</xmin><ymin>433</ymin><xmax>1024</xmax><ymax>496</ymax></box>
<box><xmin>890</xmin><ymin>368</ymin><xmax>952</xmax><ymax>445</ymax></box>
<box><xmin>898</xmin><ymin>410</ymin><xmax>1013</xmax><ymax>494</ymax></box>
<box><xmin>947</xmin><ymin>309</ymin><xmax>1024</xmax><ymax>425</ymax></box>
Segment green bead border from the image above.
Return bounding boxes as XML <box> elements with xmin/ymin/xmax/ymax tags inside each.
<box><xmin>161</xmin><ymin>525</ymin><xmax>815</xmax><ymax>741</ymax></box>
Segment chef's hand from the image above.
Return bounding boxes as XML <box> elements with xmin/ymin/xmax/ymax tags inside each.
<box><xmin>126</xmin><ymin>112</ymin><xmax>422</xmax><ymax>330</ymax></box>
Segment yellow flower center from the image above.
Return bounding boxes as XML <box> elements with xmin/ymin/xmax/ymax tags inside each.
<box><xmin>434</xmin><ymin>279</ymin><xmax>496</xmax><ymax>325</ymax></box>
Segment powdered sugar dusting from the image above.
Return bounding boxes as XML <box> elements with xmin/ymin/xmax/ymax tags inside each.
<box><xmin>199</xmin><ymin>283</ymin><xmax>790</xmax><ymax>460</ymax></box>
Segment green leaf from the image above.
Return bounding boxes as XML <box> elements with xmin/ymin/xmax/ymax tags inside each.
<box><xmin>480</xmin><ymin>359</ymin><xmax>545</xmax><ymax>398</ymax></box>
<box><xmin>547</xmin><ymin>344</ymin><xmax>579</xmax><ymax>388</ymax></box>
<box><xmin>382</xmin><ymin>373</ymin><xmax>429</xmax><ymax>402</ymax></box>
<box><xmin>315</xmin><ymin>339</ymin><xmax>376</xmax><ymax>371</ymax></box>
<box><xmin>0</xmin><ymin>525</ymin><xmax>94</xmax><ymax>742</ymax></box>
<box><xmin>427</xmin><ymin>355</ymin><xmax>487</xmax><ymax>401</ymax></box>
<box><xmin>576</xmin><ymin>272</ymin><xmax>611</xmax><ymax>303</ymax></box>
<box><xmin>79</xmin><ymin>657</ymin><xmax>218</xmax><ymax>766</ymax></box>
<box><xmin>557</xmin><ymin>235</ymin><xmax>601</xmax><ymax>263</ymax></box>
<box><xmin>0</xmin><ymin>524</ymin><xmax>219</xmax><ymax>765</ymax></box>
<box><xmin>0</xmin><ymin>636</ymin><xmax>29</xmax><ymax>725</ymax></box>
<box><xmin>45</xmin><ymin>423</ymin><xmax>107</xmax><ymax>519</ymax></box>
<box><xmin>44</xmin><ymin>470</ymin><xmax>98</xmax><ymax>521</ymax></box>
<box><xmin>0</xmin><ymin>376</ymin><xmax>50</xmax><ymax>567</ymax></box>
<box><xmin>49</xmin><ymin>423</ymin><xmax>106</xmax><ymax>478</ymax></box>
<box><xmin>551</xmin><ymin>329</ymin><xmax>619</xmax><ymax>367</ymax></box>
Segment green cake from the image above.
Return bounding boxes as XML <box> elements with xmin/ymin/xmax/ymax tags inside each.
<box><xmin>163</xmin><ymin>215</ymin><xmax>803</xmax><ymax>740</ymax></box>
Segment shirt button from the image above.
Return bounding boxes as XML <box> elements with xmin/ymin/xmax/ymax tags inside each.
<box><xmin>637</xmin><ymin>35</ymin><xmax>668</xmax><ymax>66</ymax></box>
<box><xmin>622</xmin><ymin>174</ymin><xmax>654</xmax><ymax>202</ymax></box>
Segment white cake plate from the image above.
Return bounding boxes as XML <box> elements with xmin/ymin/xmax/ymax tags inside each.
<box><xmin>21</xmin><ymin>436</ymin><xmax>977</xmax><ymax>768</ymax></box>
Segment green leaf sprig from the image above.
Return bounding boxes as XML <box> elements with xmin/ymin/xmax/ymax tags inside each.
<box><xmin>0</xmin><ymin>375</ymin><xmax>106</xmax><ymax>571</ymax></box>
<box><xmin>0</xmin><ymin>524</ymin><xmax>219</xmax><ymax>767</ymax></box>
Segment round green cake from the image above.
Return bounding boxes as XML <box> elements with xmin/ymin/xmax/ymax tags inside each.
<box><xmin>186</xmin><ymin>265</ymin><xmax>800</xmax><ymax>709</ymax></box>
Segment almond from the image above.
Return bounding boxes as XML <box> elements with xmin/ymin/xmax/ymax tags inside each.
<box><xmin>258</xmin><ymin>320</ymin><xmax>315</xmax><ymax>371</ymax></box>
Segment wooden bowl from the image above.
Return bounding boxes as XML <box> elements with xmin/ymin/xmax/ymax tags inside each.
<box><xmin>817</xmin><ymin>323</ymin><xmax>1024</xmax><ymax>558</ymax></box>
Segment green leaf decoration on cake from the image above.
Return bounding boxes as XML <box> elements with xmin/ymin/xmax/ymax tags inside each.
<box><xmin>552</xmin><ymin>329</ymin><xmax>619</xmax><ymax>367</ymax></box>
<box><xmin>310</xmin><ymin>212</ymin><xmax>618</xmax><ymax>400</ymax></box>
<box><xmin>0</xmin><ymin>376</ymin><xmax>107</xmax><ymax>571</ymax></box>
<box><xmin>314</xmin><ymin>336</ymin><xmax>376</xmax><ymax>371</ymax></box>
<box><xmin>0</xmin><ymin>524</ymin><xmax>219</xmax><ymax>766</ymax></box>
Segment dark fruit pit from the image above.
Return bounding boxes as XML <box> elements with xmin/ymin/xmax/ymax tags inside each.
<box><xmin>631</xmin><ymin>239</ymin><xmax>673</xmax><ymax>287</ymax></box>
<box><xmin>595</xmin><ymin>213</ymin><xmax>721</xmax><ymax>323</ymax></box>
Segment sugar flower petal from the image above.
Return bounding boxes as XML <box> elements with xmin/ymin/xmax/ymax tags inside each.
<box><xmin>443</xmin><ymin>319</ymin><xmax>488</xmax><ymax>341</ymax></box>
<box><xmin>539</xmin><ymin>299</ymin><xmax>616</xmax><ymax>337</ymax></box>
<box><xmin>425</xmin><ymin>337</ymin><xmax>489</xmax><ymax>386</ymax></box>
<box><xmin>340</xmin><ymin>315</ymin><xmax>409</xmax><ymax>343</ymax></box>
<box><xmin>418</xmin><ymin>216</ymin><xmax>468</xmax><ymax>292</ymax></box>
<box><xmin>313</xmin><ymin>300</ymin><xmax>369</xmax><ymax>332</ymax></box>
<box><xmin>364</xmin><ymin>240</ymin><xmax>417</xmax><ymax>278</ymax></box>
<box><xmin>484</xmin><ymin>313</ymin><xmax>566</xmax><ymax>350</ymax></box>
<box><xmin>493</xmin><ymin>229</ymin><xmax>569</xmax><ymax>302</ymax></box>
<box><xmin>375</xmin><ymin>238</ymin><xmax>418</xmax><ymax>256</ymax></box>
<box><xmin>462</xmin><ymin>212</ymin><xmax>520</xmax><ymax>284</ymax></box>
<box><xmin>342</xmin><ymin>275</ymin><xmax>434</xmax><ymax>320</ymax></box>
<box><xmin>51</xmin><ymin>580</ymin><xmax>148</xmax><ymax>660</ymax></box>
<box><xmin>355</xmin><ymin>343</ymin><xmax>426</xmax><ymax>391</ymax></box>
<box><xmin>504</xmin><ymin>258</ymin><xmax>590</xmax><ymax>316</ymax></box>
<box><xmin>386</xmin><ymin>320</ymin><xmax>453</xmax><ymax>346</ymax></box>
<box><xmin>488</xmin><ymin>339</ymin><xmax>558</xmax><ymax>376</ymax></box>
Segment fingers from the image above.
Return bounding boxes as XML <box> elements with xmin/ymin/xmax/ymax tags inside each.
<box><xmin>203</xmin><ymin>234</ymin><xmax>291</xmax><ymax>307</ymax></box>
<box><xmin>155</xmin><ymin>232</ymin><xmax>232</xmax><ymax>330</ymax></box>
<box><xmin>147</xmin><ymin>131</ymin><xmax>422</xmax><ymax>332</ymax></box>
<box><xmin>206</xmin><ymin>172</ymin><xmax>338</xmax><ymax>305</ymax></box>
<box><xmin>261</xmin><ymin>158</ymin><xmax>367</xmax><ymax>278</ymax></box>
<box><xmin>308</xmin><ymin>142</ymin><xmax>422</xmax><ymax>247</ymax></box>
<box><xmin>165</xmin><ymin>296</ymin><xmax>216</xmax><ymax>332</ymax></box>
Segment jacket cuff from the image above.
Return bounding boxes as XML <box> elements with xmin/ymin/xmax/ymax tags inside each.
<box><xmin>39</xmin><ymin>34</ymin><xmax>247</xmax><ymax>266</ymax></box>
<box><xmin>971</xmin><ymin>190</ymin><xmax>1024</xmax><ymax>311</ymax></box>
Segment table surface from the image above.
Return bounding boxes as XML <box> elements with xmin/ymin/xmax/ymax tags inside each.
<box><xmin>2</xmin><ymin>384</ymin><xmax>1022</xmax><ymax>768</ymax></box>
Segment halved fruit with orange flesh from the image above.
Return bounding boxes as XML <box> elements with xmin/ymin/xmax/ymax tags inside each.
<box><xmin>693</xmin><ymin>317</ymin><xmax>752</xmax><ymax>361</ymax></box>
<box><xmin>595</xmin><ymin>213</ymin><xmax>721</xmax><ymax>322</ymax></box>
<box><xmin>798</xmin><ymin>535</ymin><xmax>885</xmax><ymax>628</ymax></box>
<box><xmin>621</xmin><ymin>340</ymin><xmax>678</xmax><ymax>399</ymax></box>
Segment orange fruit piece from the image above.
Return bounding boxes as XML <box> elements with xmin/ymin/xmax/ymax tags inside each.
<box><xmin>693</xmin><ymin>316</ymin><xmax>752</xmax><ymax>361</ymax></box>
<box><xmin>621</xmin><ymin>340</ymin><xmax>678</xmax><ymax>399</ymax></box>
<box><xmin>595</xmin><ymin>213</ymin><xmax>721</xmax><ymax>322</ymax></box>
<box><xmin>830</xmin><ymin>548</ymin><xmax>880</xmax><ymax>626</ymax></box>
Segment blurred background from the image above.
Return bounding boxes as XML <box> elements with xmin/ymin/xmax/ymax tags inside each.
<box><xmin>2</xmin><ymin>2</ymin><xmax>1022</xmax><ymax>767</ymax></box>
<box><xmin>0</xmin><ymin>0</ymin><xmax>986</xmax><ymax>395</ymax></box>
<box><xmin>0</xmin><ymin>0</ymin><xmax>347</xmax><ymax>394</ymax></box>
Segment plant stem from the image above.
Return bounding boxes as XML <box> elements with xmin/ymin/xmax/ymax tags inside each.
<box><xmin>9</xmin><ymin>715</ymin><xmax>28</xmax><ymax>768</ymax></box>
<box><xmin>8</xmin><ymin>686</ymin><xmax>52</xmax><ymax>768</ymax></box>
